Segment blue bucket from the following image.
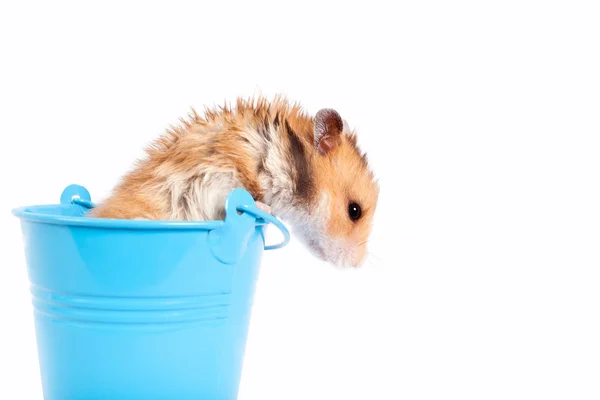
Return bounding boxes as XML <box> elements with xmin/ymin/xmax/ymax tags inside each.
<box><xmin>12</xmin><ymin>184</ymin><xmax>290</xmax><ymax>400</ymax></box>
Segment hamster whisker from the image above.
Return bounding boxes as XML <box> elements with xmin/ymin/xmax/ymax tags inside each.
<box><xmin>367</xmin><ymin>251</ymin><xmax>382</xmax><ymax>260</ymax></box>
<box><xmin>366</xmin><ymin>258</ymin><xmax>377</xmax><ymax>267</ymax></box>
<box><xmin>362</xmin><ymin>253</ymin><xmax>384</xmax><ymax>268</ymax></box>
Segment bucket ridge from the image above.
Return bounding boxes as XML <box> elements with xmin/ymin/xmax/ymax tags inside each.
<box><xmin>31</xmin><ymin>284</ymin><xmax>230</xmax><ymax>325</ymax></box>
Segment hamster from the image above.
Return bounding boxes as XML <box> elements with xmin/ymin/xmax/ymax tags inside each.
<box><xmin>89</xmin><ymin>96</ymin><xmax>379</xmax><ymax>267</ymax></box>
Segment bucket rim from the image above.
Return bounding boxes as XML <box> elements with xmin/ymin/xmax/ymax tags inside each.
<box><xmin>11</xmin><ymin>205</ymin><xmax>227</xmax><ymax>230</ymax></box>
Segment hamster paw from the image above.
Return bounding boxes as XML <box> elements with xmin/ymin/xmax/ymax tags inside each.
<box><xmin>255</xmin><ymin>201</ymin><xmax>272</xmax><ymax>215</ymax></box>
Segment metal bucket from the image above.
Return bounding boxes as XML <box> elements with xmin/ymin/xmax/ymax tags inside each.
<box><xmin>12</xmin><ymin>184</ymin><xmax>289</xmax><ymax>400</ymax></box>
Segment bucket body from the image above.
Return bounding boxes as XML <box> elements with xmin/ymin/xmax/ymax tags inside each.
<box><xmin>13</xmin><ymin>185</ymin><xmax>289</xmax><ymax>400</ymax></box>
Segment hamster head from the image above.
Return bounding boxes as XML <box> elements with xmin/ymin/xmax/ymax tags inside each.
<box><xmin>297</xmin><ymin>108</ymin><xmax>379</xmax><ymax>268</ymax></box>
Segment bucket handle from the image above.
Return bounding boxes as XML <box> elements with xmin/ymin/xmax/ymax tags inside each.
<box><xmin>208</xmin><ymin>188</ymin><xmax>290</xmax><ymax>264</ymax></box>
<box><xmin>236</xmin><ymin>203</ymin><xmax>290</xmax><ymax>251</ymax></box>
<box><xmin>60</xmin><ymin>185</ymin><xmax>290</xmax><ymax>262</ymax></box>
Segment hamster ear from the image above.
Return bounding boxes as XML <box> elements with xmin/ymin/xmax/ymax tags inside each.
<box><xmin>314</xmin><ymin>108</ymin><xmax>343</xmax><ymax>156</ymax></box>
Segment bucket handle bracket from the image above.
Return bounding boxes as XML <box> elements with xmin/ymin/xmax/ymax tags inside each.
<box><xmin>60</xmin><ymin>184</ymin><xmax>95</xmax><ymax>209</ymax></box>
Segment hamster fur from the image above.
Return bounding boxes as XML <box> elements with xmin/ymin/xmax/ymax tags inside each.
<box><xmin>89</xmin><ymin>96</ymin><xmax>379</xmax><ymax>267</ymax></box>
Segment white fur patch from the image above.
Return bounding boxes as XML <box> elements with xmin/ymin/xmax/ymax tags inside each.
<box><xmin>163</xmin><ymin>170</ymin><xmax>241</xmax><ymax>221</ymax></box>
<box><xmin>257</xmin><ymin>126</ymin><xmax>295</xmax><ymax>212</ymax></box>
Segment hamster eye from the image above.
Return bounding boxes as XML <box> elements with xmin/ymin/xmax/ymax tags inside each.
<box><xmin>348</xmin><ymin>202</ymin><xmax>362</xmax><ymax>221</ymax></box>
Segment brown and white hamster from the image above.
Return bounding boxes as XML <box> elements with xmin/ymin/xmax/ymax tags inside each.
<box><xmin>89</xmin><ymin>96</ymin><xmax>379</xmax><ymax>267</ymax></box>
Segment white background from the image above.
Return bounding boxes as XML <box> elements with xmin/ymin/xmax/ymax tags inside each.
<box><xmin>1</xmin><ymin>1</ymin><xmax>599</xmax><ymax>399</ymax></box>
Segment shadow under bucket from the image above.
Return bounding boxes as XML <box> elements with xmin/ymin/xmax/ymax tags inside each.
<box><xmin>12</xmin><ymin>184</ymin><xmax>290</xmax><ymax>400</ymax></box>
